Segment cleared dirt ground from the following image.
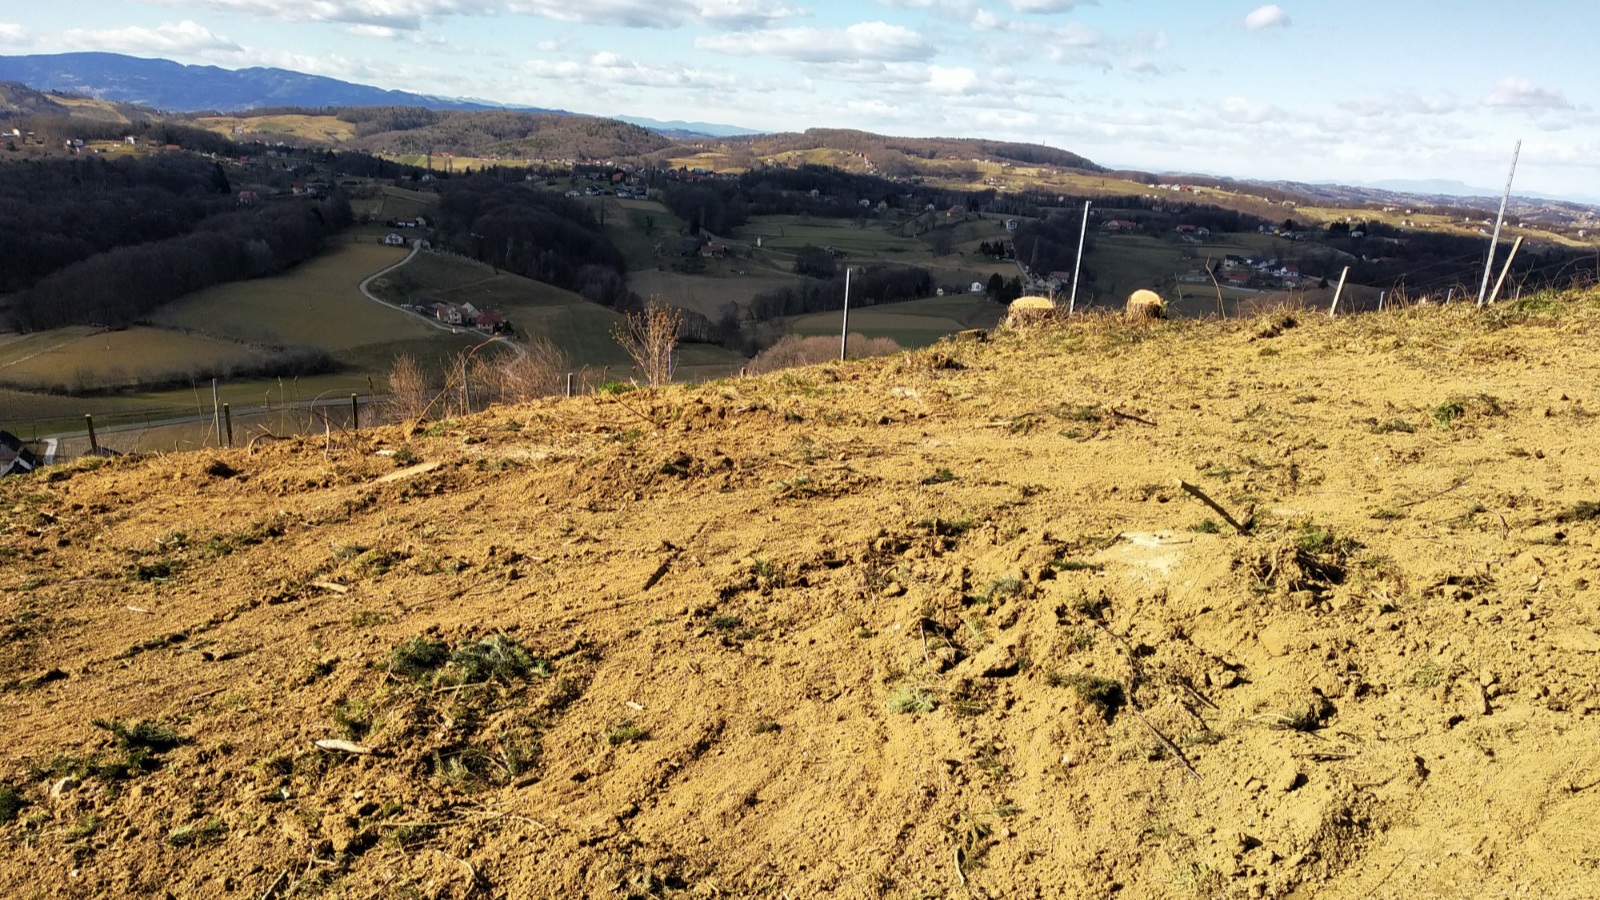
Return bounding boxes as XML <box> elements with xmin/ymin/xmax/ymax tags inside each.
<box><xmin>3</xmin><ymin>291</ymin><xmax>1600</xmax><ymax>899</ymax></box>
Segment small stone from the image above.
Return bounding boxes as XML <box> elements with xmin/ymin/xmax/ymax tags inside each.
<box><xmin>1550</xmin><ymin>627</ymin><xmax>1600</xmax><ymax>653</ymax></box>
<box><xmin>1273</xmin><ymin>761</ymin><xmax>1304</xmax><ymax>793</ymax></box>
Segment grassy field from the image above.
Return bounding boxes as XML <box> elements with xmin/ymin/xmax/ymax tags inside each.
<box><xmin>149</xmin><ymin>243</ymin><xmax>426</xmax><ymax>349</ymax></box>
<box><xmin>589</xmin><ymin>197</ymin><xmax>689</xmax><ymax>271</ymax></box>
<box><xmin>783</xmin><ymin>294</ymin><xmax>1004</xmax><ymax>347</ymax></box>
<box><xmin>353</xmin><ymin>186</ymin><xmax>439</xmax><ymax>223</ymax></box>
<box><xmin>736</xmin><ymin>217</ymin><xmax>928</xmax><ymax>257</ymax></box>
<box><xmin>628</xmin><ymin>270</ymin><xmax>798</xmax><ymax>319</ymax></box>
<box><xmin>193</xmin><ymin>114</ymin><xmax>358</xmax><ymax>144</ymax></box>
<box><xmin>0</xmin><ymin>327</ymin><xmax>268</xmax><ymax>393</ymax></box>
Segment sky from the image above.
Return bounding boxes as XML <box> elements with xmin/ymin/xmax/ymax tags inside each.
<box><xmin>1</xmin><ymin>1</ymin><xmax>1597</xmax><ymax>201</ymax></box>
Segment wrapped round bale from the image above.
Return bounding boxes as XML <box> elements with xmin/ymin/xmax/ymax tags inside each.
<box><xmin>1125</xmin><ymin>289</ymin><xmax>1166</xmax><ymax>321</ymax></box>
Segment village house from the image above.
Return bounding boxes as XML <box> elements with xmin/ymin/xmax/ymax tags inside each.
<box><xmin>383</xmin><ymin>233</ymin><xmax>406</xmax><ymax>246</ymax></box>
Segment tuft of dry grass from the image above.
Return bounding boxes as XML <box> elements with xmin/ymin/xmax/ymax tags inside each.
<box><xmin>750</xmin><ymin>333</ymin><xmax>903</xmax><ymax>374</ymax></box>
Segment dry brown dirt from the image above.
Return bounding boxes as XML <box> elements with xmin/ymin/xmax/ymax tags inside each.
<box><xmin>4</xmin><ymin>294</ymin><xmax>1600</xmax><ymax>899</ymax></box>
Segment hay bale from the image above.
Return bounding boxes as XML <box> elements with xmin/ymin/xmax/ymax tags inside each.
<box><xmin>1005</xmin><ymin>295</ymin><xmax>1056</xmax><ymax>329</ymax></box>
<box><xmin>1125</xmin><ymin>289</ymin><xmax>1166</xmax><ymax>321</ymax></box>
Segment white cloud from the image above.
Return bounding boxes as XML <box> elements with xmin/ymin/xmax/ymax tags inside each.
<box><xmin>524</xmin><ymin>51</ymin><xmax>744</xmax><ymax>89</ymax></box>
<box><xmin>696</xmin><ymin>21</ymin><xmax>929</xmax><ymax>62</ymax></box>
<box><xmin>63</xmin><ymin>20</ymin><xmax>240</xmax><ymax>55</ymax></box>
<box><xmin>1243</xmin><ymin>5</ymin><xmax>1290</xmax><ymax>30</ymax></box>
<box><xmin>1006</xmin><ymin>0</ymin><xmax>1081</xmax><ymax>12</ymax></box>
<box><xmin>144</xmin><ymin>0</ymin><xmax>798</xmax><ymax>30</ymax></box>
<box><xmin>346</xmin><ymin>24</ymin><xmax>404</xmax><ymax>39</ymax></box>
<box><xmin>1340</xmin><ymin>93</ymin><xmax>1459</xmax><ymax>118</ymax></box>
<box><xmin>0</xmin><ymin>23</ymin><xmax>28</xmax><ymax>46</ymax></box>
<box><xmin>1482</xmin><ymin>77</ymin><xmax>1570</xmax><ymax>110</ymax></box>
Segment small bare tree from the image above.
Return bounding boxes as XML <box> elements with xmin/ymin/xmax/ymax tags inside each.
<box><xmin>613</xmin><ymin>297</ymin><xmax>684</xmax><ymax>388</ymax></box>
<box><xmin>497</xmin><ymin>336</ymin><xmax>567</xmax><ymax>403</ymax></box>
<box><xmin>385</xmin><ymin>352</ymin><xmax>429</xmax><ymax>422</ymax></box>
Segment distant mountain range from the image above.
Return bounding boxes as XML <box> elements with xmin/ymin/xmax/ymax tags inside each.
<box><xmin>1354</xmin><ymin>178</ymin><xmax>1600</xmax><ymax>207</ymax></box>
<box><xmin>0</xmin><ymin>52</ymin><xmax>756</xmax><ymax>138</ymax></box>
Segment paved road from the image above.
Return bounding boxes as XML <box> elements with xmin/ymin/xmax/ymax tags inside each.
<box><xmin>357</xmin><ymin>243</ymin><xmax>525</xmax><ymax>359</ymax></box>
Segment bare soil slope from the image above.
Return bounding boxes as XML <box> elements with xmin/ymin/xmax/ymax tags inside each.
<box><xmin>4</xmin><ymin>293</ymin><xmax>1600</xmax><ymax>899</ymax></box>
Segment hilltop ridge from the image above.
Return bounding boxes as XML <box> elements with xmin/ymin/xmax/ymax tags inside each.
<box><xmin>3</xmin><ymin>293</ymin><xmax>1600</xmax><ymax>897</ymax></box>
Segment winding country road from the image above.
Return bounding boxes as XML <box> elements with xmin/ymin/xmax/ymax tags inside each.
<box><xmin>357</xmin><ymin>242</ymin><xmax>525</xmax><ymax>358</ymax></box>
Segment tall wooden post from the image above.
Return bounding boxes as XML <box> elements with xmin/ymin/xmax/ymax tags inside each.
<box><xmin>223</xmin><ymin>404</ymin><xmax>233</xmax><ymax>448</ymax></box>
<box><xmin>85</xmin><ymin>414</ymin><xmax>99</xmax><ymax>455</ymax></box>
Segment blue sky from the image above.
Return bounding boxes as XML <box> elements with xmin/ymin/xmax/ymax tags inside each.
<box><xmin>2</xmin><ymin>2</ymin><xmax>1596</xmax><ymax>200</ymax></box>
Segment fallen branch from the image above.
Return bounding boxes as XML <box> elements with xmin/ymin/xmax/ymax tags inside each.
<box><xmin>1176</xmin><ymin>479</ymin><xmax>1252</xmax><ymax>534</ymax></box>
<box><xmin>258</xmin><ymin>871</ymin><xmax>289</xmax><ymax>900</ymax></box>
<box><xmin>314</xmin><ymin>739</ymin><xmax>374</xmax><ymax>755</ymax></box>
<box><xmin>1130</xmin><ymin>707</ymin><xmax>1201</xmax><ymax>781</ymax></box>
<box><xmin>1110</xmin><ymin>408</ymin><xmax>1157</xmax><ymax>426</ymax></box>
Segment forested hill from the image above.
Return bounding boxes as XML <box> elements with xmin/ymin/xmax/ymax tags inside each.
<box><xmin>739</xmin><ymin>129</ymin><xmax>1103</xmax><ymax>175</ymax></box>
<box><xmin>338</xmin><ymin>107</ymin><xmax>674</xmax><ymax>160</ymax></box>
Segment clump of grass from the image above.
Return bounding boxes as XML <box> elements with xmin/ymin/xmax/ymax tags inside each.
<box><xmin>1049</xmin><ymin>673</ymin><xmax>1124</xmax><ymax>721</ymax></box>
<box><xmin>1190</xmin><ymin>519</ymin><xmax>1222</xmax><ymax>534</ymax></box>
<box><xmin>1295</xmin><ymin>521</ymin><xmax>1358</xmax><ymax>558</ymax></box>
<box><xmin>1409</xmin><ymin>662</ymin><xmax>1445</xmax><ymax>689</ymax></box>
<box><xmin>596</xmin><ymin>380</ymin><xmax>636</xmax><ymax>395</ymax></box>
<box><xmin>0</xmin><ymin>783</ymin><xmax>25</xmax><ymax>824</ymax></box>
<box><xmin>1433</xmin><ymin>393</ymin><xmax>1505</xmax><ymax>431</ymax></box>
<box><xmin>885</xmin><ymin>683</ymin><xmax>938</xmax><ymax>715</ymax></box>
<box><xmin>128</xmin><ymin>559</ymin><xmax>178</xmax><ymax>582</ymax></box>
<box><xmin>1555</xmin><ymin>501</ymin><xmax>1600</xmax><ymax>523</ymax></box>
<box><xmin>605</xmin><ymin>720</ymin><xmax>650</xmax><ymax>745</ymax></box>
<box><xmin>332</xmin><ymin>699</ymin><xmax>372</xmax><ymax>741</ymax></box>
<box><xmin>1050</xmin><ymin>558</ymin><xmax>1104</xmax><ymax>572</ymax></box>
<box><xmin>390</xmin><ymin>637</ymin><xmax>451</xmax><ymax>681</ymax></box>
<box><xmin>1370</xmin><ymin>418</ymin><xmax>1415</xmax><ymax>434</ymax></box>
<box><xmin>1370</xmin><ymin>508</ymin><xmax>1405</xmax><ymax>521</ymax></box>
<box><xmin>167</xmin><ymin>816</ymin><xmax>227</xmax><ymax>847</ymax></box>
<box><xmin>450</xmin><ymin>634</ymin><xmax>550</xmax><ymax>684</ymax></box>
<box><xmin>1431</xmin><ymin>399</ymin><xmax>1465</xmax><ymax>430</ymax></box>
<box><xmin>94</xmin><ymin>719</ymin><xmax>184</xmax><ymax>753</ymax></box>
<box><xmin>751</xmin><ymin>720</ymin><xmax>781</xmax><ymax>735</ymax></box>
<box><xmin>986</xmin><ymin>576</ymin><xmax>1023</xmax><ymax>600</ymax></box>
<box><xmin>66</xmin><ymin>814</ymin><xmax>100</xmax><ymax>842</ymax></box>
<box><xmin>916</xmin><ymin>517</ymin><xmax>973</xmax><ymax>539</ymax></box>
<box><xmin>921</xmin><ymin>467</ymin><xmax>958</xmax><ymax>485</ymax></box>
<box><xmin>390</xmin><ymin>445</ymin><xmax>419</xmax><ymax>467</ymax></box>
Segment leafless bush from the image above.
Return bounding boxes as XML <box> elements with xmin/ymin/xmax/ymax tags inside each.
<box><xmin>749</xmin><ymin>333</ymin><xmax>903</xmax><ymax>374</ymax></box>
<box><xmin>385</xmin><ymin>352</ymin><xmax>429</xmax><ymax>422</ymax></box>
<box><xmin>485</xmin><ymin>337</ymin><xmax>567</xmax><ymax>404</ymax></box>
<box><xmin>613</xmin><ymin>297</ymin><xmax>684</xmax><ymax>388</ymax></box>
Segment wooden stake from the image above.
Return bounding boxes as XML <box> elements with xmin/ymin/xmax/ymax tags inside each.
<box><xmin>223</xmin><ymin>403</ymin><xmax>233</xmax><ymax>448</ymax></box>
<box><xmin>85</xmin><ymin>414</ymin><xmax>98</xmax><ymax>455</ymax></box>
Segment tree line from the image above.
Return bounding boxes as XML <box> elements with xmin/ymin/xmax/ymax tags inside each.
<box><xmin>433</xmin><ymin>176</ymin><xmax>632</xmax><ymax>306</ymax></box>
<box><xmin>0</xmin><ymin>155</ymin><xmax>236</xmax><ymax>294</ymax></box>
<box><xmin>9</xmin><ymin>193</ymin><xmax>352</xmax><ymax>331</ymax></box>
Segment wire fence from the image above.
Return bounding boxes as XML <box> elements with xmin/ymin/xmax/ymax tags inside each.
<box><xmin>20</xmin><ymin>362</ymin><xmax>751</xmax><ymax>466</ymax></box>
